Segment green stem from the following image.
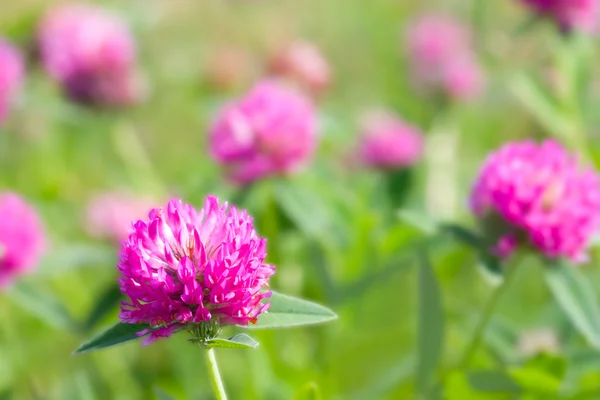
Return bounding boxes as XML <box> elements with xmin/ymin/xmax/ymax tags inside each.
<box><xmin>458</xmin><ymin>264</ymin><xmax>519</xmax><ymax>368</ymax></box>
<box><xmin>206</xmin><ymin>348</ymin><xmax>228</xmax><ymax>400</ymax></box>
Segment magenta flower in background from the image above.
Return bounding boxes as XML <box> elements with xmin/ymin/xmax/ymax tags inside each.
<box><xmin>37</xmin><ymin>3</ymin><xmax>144</xmax><ymax>107</ymax></box>
<box><xmin>118</xmin><ymin>196</ymin><xmax>275</xmax><ymax>344</ymax></box>
<box><xmin>358</xmin><ymin>109</ymin><xmax>424</xmax><ymax>169</ymax></box>
<box><xmin>85</xmin><ymin>193</ymin><xmax>157</xmax><ymax>243</ymax></box>
<box><xmin>518</xmin><ymin>0</ymin><xmax>599</xmax><ymax>33</ymax></box>
<box><xmin>470</xmin><ymin>140</ymin><xmax>600</xmax><ymax>262</ymax></box>
<box><xmin>0</xmin><ymin>38</ymin><xmax>24</xmax><ymax>125</ymax></box>
<box><xmin>405</xmin><ymin>15</ymin><xmax>484</xmax><ymax>101</ymax></box>
<box><xmin>210</xmin><ymin>80</ymin><xmax>318</xmax><ymax>184</ymax></box>
<box><xmin>267</xmin><ymin>39</ymin><xmax>332</xmax><ymax>97</ymax></box>
<box><xmin>0</xmin><ymin>192</ymin><xmax>46</xmax><ymax>287</ymax></box>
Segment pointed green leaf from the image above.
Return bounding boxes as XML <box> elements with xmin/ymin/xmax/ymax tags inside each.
<box><xmin>74</xmin><ymin>323</ymin><xmax>149</xmax><ymax>354</ymax></box>
<box><xmin>204</xmin><ymin>334</ymin><xmax>258</xmax><ymax>349</ymax></box>
<box><xmin>247</xmin><ymin>291</ymin><xmax>337</xmax><ymax>329</ymax></box>
<box><xmin>416</xmin><ymin>253</ymin><xmax>445</xmax><ymax>394</ymax></box>
<box><xmin>9</xmin><ymin>282</ymin><xmax>78</xmax><ymax>331</ymax></box>
<box><xmin>545</xmin><ymin>261</ymin><xmax>600</xmax><ymax>348</ymax></box>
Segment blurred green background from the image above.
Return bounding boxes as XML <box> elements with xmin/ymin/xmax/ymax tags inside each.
<box><xmin>2</xmin><ymin>0</ymin><xmax>600</xmax><ymax>399</ymax></box>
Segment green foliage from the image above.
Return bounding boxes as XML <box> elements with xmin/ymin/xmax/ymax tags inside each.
<box><xmin>545</xmin><ymin>261</ymin><xmax>600</xmax><ymax>348</ymax></box>
<box><xmin>246</xmin><ymin>291</ymin><xmax>338</xmax><ymax>329</ymax></box>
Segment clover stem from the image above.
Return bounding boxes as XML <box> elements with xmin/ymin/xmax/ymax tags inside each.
<box><xmin>458</xmin><ymin>263</ymin><xmax>519</xmax><ymax>368</ymax></box>
<box><xmin>205</xmin><ymin>348</ymin><xmax>228</xmax><ymax>400</ymax></box>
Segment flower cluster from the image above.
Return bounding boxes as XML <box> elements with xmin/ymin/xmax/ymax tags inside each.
<box><xmin>267</xmin><ymin>40</ymin><xmax>332</xmax><ymax>97</ymax></box>
<box><xmin>358</xmin><ymin>109</ymin><xmax>424</xmax><ymax>169</ymax></box>
<box><xmin>0</xmin><ymin>38</ymin><xmax>24</xmax><ymax>125</ymax></box>
<box><xmin>117</xmin><ymin>196</ymin><xmax>275</xmax><ymax>344</ymax></box>
<box><xmin>37</xmin><ymin>4</ymin><xmax>144</xmax><ymax>107</ymax></box>
<box><xmin>0</xmin><ymin>193</ymin><xmax>46</xmax><ymax>287</ymax></box>
<box><xmin>470</xmin><ymin>140</ymin><xmax>600</xmax><ymax>262</ymax></box>
<box><xmin>518</xmin><ymin>0</ymin><xmax>598</xmax><ymax>33</ymax></box>
<box><xmin>405</xmin><ymin>15</ymin><xmax>484</xmax><ymax>101</ymax></box>
<box><xmin>85</xmin><ymin>192</ymin><xmax>157</xmax><ymax>243</ymax></box>
<box><xmin>210</xmin><ymin>80</ymin><xmax>318</xmax><ymax>184</ymax></box>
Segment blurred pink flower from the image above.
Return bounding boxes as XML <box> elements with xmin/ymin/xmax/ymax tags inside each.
<box><xmin>38</xmin><ymin>4</ymin><xmax>144</xmax><ymax>107</ymax></box>
<box><xmin>0</xmin><ymin>192</ymin><xmax>46</xmax><ymax>287</ymax></box>
<box><xmin>358</xmin><ymin>109</ymin><xmax>424</xmax><ymax>169</ymax></box>
<box><xmin>267</xmin><ymin>40</ymin><xmax>332</xmax><ymax>97</ymax></box>
<box><xmin>470</xmin><ymin>140</ymin><xmax>600</xmax><ymax>262</ymax></box>
<box><xmin>405</xmin><ymin>15</ymin><xmax>484</xmax><ymax>101</ymax></box>
<box><xmin>85</xmin><ymin>193</ymin><xmax>157</xmax><ymax>243</ymax></box>
<box><xmin>519</xmin><ymin>0</ymin><xmax>599</xmax><ymax>33</ymax></box>
<box><xmin>0</xmin><ymin>38</ymin><xmax>24</xmax><ymax>125</ymax></box>
<box><xmin>442</xmin><ymin>56</ymin><xmax>485</xmax><ymax>101</ymax></box>
<box><xmin>118</xmin><ymin>196</ymin><xmax>275</xmax><ymax>345</ymax></box>
<box><xmin>210</xmin><ymin>80</ymin><xmax>318</xmax><ymax>184</ymax></box>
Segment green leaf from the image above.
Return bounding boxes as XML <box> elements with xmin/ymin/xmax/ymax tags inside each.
<box><xmin>292</xmin><ymin>381</ymin><xmax>321</xmax><ymax>400</ymax></box>
<box><xmin>510</xmin><ymin>72</ymin><xmax>574</xmax><ymax>140</ymax></box>
<box><xmin>74</xmin><ymin>323</ymin><xmax>149</xmax><ymax>354</ymax></box>
<box><xmin>397</xmin><ymin>209</ymin><xmax>439</xmax><ymax>235</ymax></box>
<box><xmin>508</xmin><ymin>367</ymin><xmax>561</xmax><ymax>395</ymax></box>
<box><xmin>247</xmin><ymin>291</ymin><xmax>337</xmax><ymax>329</ymax></box>
<box><xmin>273</xmin><ymin>180</ymin><xmax>332</xmax><ymax>239</ymax></box>
<box><xmin>37</xmin><ymin>243</ymin><xmax>116</xmax><ymax>277</ymax></box>
<box><xmin>82</xmin><ymin>284</ymin><xmax>122</xmax><ymax>331</ymax></box>
<box><xmin>153</xmin><ymin>387</ymin><xmax>178</xmax><ymax>400</ymax></box>
<box><xmin>9</xmin><ymin>282</ymin><xmax>78</xmax><ymax>332</ymax></box>
<box><xmin>416</xmin><ymin>253</ymin><xmax>445</xmax><ymax>394</ymax></box>
<box><xmin>204</xmin><ymin>334</ymin><xmax>258</xmax><ymax>349</ymax></box>
<box><xmin>467</xmin><ymin>371</ymin><xmax>521</xmax><ymax>394</ymax></box>
<box><xmin>384</xmin><ymin>168</ymin><xmax>413</xmax><ymax>211</ymax></box>
<box><xmin>545</xmin><ymin>261</ymin><xmax>600</xmax><ymax>348</ymax></box>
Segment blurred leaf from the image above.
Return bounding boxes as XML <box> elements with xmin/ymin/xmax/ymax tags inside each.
<box><xmin>246</xmin><ymin>291</ymin><xmax>337</xmax><ymax>329</ymax></box>
<box><xmin>545</xmin><ymin>261</ymin><xmax>600</xmax><ymax>348</ymax></box>
<box><xmin>508</xmin><ymin>367</ymin><xmax>561</xmax><ymax>395</ymax></box>
<box><xmin>74</xmin><ymin>323</ymin><xmax>149</xmax><ymax>354</ymax></box>
<box><xmin>204</xmin><ymin>334</ymin><xmax>258</xmax><ymax>349</ymax></box>
<box><xmin>9</xmin><ymin>282</ymin><xmax>78</xmax><ymax>332</ymax></box>
<box><xmin>440</xmin><ymin>224</ymin><xmax>482</xmax><ymax>250</ymax></box>
<box><xmin>153</xmin><ymin>387</ymin><xmax>178</xmax><ymax>400</ymax></box>
<box><xmin>292</xmin><ymin>381</ymin><xmax>321</xmax><ymax>400</ymax></box>
<box><xmin>397</xmin><ymin>209</ymin><xmax>438</xmax><ymax>235</ymax></box>
<box><xmin>37</xmin><ymin>243</ymin><xmax>116</xmax><ymax>277</ymax></box>
<box><xmin>525</xmin><ymin>354</ymin><xmax>566</xmax><ymax>381</ymax></box>
<box><xmin>445</xmin><ymin>372</ymin><xmax>501</xmax><ymax>400</ymax></box>
<box><xmin>467</xmin><ymin>371</ymin><xmax>521</xmax><ymax>393</ymax></box>
<box><xmin>510</xmin><ymin>72</ymin><xmax>573</xmax><ymax>140</ymax></box>
<box><xmin>384</xmin><ymin>168</ymin><xmax>413</xmax><ymax>211</ymax></box>
<box><xmin>273</xmin><ymin>180</ymin><xmax>331</xmax><ymax>240</ymax></box>
<box><xmin>484</xmin><ymin>317</ymin><xmax>519</xmax><ymax>363</ymax></box>
<box><xmin>346</xmin><ymin>356</ymin><xmax>414</xmax><ymax>400</ymax></box>
<box><xmin>416</xmin><ymin>253</ymin><xmax>445</xmax><ymax>394</ymax></box>
<box><xmin>82</xmin><ymin>284</ymin><xmax>123</xmax><ymax>331</ymax></box>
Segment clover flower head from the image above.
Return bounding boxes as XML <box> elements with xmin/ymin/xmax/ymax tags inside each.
<box><xmin>358</xmin><ymin>109</ymin><xmax>424</xmax><ymax>169</ymax></box>
<box><xmin>38</xmin><ymin>3</ymin><xmax>144</xmax><ymax>107</ymax></box>
<box><xmin>118</xmin><ymin>196</ymin><xmax>275</xmax><ymax>344</ymax></box>
<box><xmin>470</xmin><ymin>140</ymin><xmax>600</xmax><ymax>262</ymax></box>
<box><xmin>210</xmin><ymin>80</ymin><xmax>318</xmax><ymax>184</ymax></box>
<box><xmin>0</xmin><ymin>192</ymin><xmax>46</xmax><ymax>287</ymax></box>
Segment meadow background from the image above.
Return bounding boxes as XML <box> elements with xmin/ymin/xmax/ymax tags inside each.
<box><xmin>2</xmin><ymin>0</ymin><xmax>600</xmax><ymax>399</ymax></box>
